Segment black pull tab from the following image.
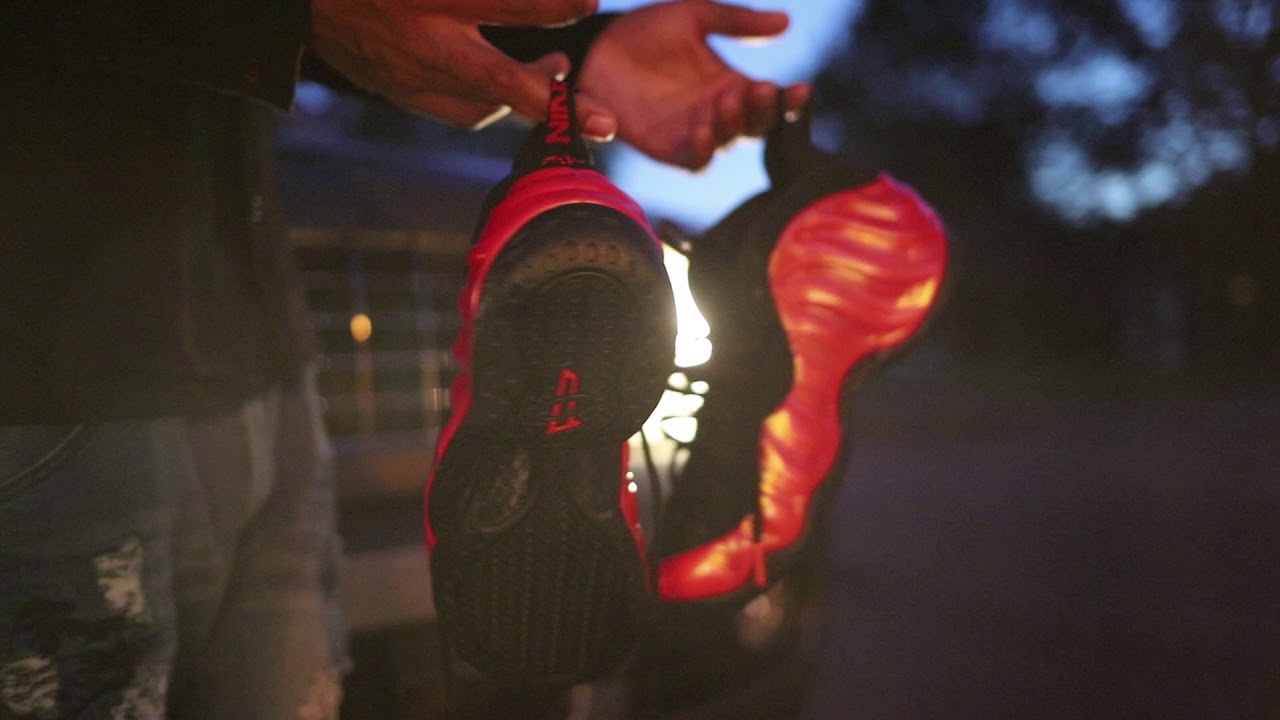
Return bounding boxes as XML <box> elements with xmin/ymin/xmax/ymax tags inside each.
<box><xmin>513</xmin><ymin>79</ymin><xmax>594</xmax><ymax>174</ymax></box>
<box><xmin>763</xmin><ymin>91</ymin><xmax>825</xmax><ymax>188</ymax></box>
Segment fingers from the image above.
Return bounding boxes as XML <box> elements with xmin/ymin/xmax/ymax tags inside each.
<box><xmin>739</xmin><ymin>81</ymin><xmax>776</xmax><ymax>137</ymax></box>
<box><xmin>561</xmin><ymin>87</ymin><xmax>618</xmax><ymax>142</ymax></box>
<box><xmin>692</xmin><ymin>0</ymin><xmax>789</xmax><ymax>39</ymax></box>
<box><xmin>686</xmin><ymin>103</ymin><xmax>717</xmax><ymax>170</ymax></box>
<box><xmin>747</xmin><ymin>81</ymin><xmax>789</xmax><ymax>133</ymax></box>
<box><xmin>527</xmin><ymin>52</ymin><xmax>572</xmax><ymax>83</ymax></box>
<box><xmin>414</xmin><ymin>25</ymin><xmax>565</xmax><ymax>121</ymax></box>
<box><xmin>406</xmin><ymin>49</ymin><xmax>617</xmax><ymax>139</ymax></box>
<box><xmin>399</xmin><ymin>90</ymin><xmax>512</xmax><ymax>128</ymax></box>
<box><xmin>394</xmin><ymin>51</ymin><xmax>560</xmax><ymax>128</ymax></box>
<box><xmin>311</xmin><ymin>0</ymin><xmax>609</xmax><ymax>126</ymax></box>
<box><xmin>715</xmin><ymin>86</ymin><xmax>745</xmax><ymax>145</ymax></box>
<box><xmin>575</xmin><ymin>96</ymin><xmax>619</xmax><ymax>142</ymax></box>
<box><xmin>427</xmin><ymin>0</ymin><xmax>599</xmax><ymax>27</ymax></box>
<box><xmin>662</xmin><ymin>79</ymin><xmax>810</xmax><ymax>169</ymax></box>
<box><xmin>521</xmin><ymin>53</ymin><xmax>616</xmax><ymax>140</ymax></box>
<box><xmin>711</xmin><ymin>79</ymin><xmax>811</xmax><ymax>146</ymax></box>
<box><xmin>780</xmin><ymin>81</ymin><xmax>812</xmax><ymax>121</ymax></box>
<box><xmin>500</xmin><ymin>51</ymin><xmax>618</xmax><ymax>137</ymax></box>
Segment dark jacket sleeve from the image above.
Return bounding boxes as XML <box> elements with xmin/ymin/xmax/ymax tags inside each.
<box><xmin>2</xmin><ymin>0</ymin><xmax>310</xmax><ymax>110</ymax></box>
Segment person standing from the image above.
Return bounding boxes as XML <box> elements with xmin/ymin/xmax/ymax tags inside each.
<box><xmin>0</xmin><ymin>2</ymin><xmax>807</xmax><ymax>717</ymax></box>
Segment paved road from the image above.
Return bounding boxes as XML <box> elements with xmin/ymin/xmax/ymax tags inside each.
<box><xmin>800</xmin><ymin>374</ymin><xmax>1280</xmax><ymax>719</ymax></box>
<box><xmin>336</xmin><ymin>367</ymin><xmax>1279</xmax><ymax>719</ymax></box>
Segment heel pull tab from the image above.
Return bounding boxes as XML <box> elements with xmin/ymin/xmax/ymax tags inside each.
<box><xmin>513</xmin><ymin>79</ymin><xmax>594</xmax><ymax>174</ymax></box>
<box><xmin>763</xmin><ymin>89</ymin><xmax>824</xmax><ymax>188</ymax></box>
<box><xmin>472</xmin><ymin>80</ymin><xmax>597</xmax><ymax>242</ymax></box>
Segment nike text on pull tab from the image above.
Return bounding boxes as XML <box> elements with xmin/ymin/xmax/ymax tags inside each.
<box><xmin>545</xmin><ymin>81</ymin><xmax>572</xmax><ymax>144</ymax></box>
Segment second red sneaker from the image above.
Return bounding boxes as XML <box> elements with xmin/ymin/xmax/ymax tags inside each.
<box><xmin>656</xmin><ymin>107</ymin><xmax>949</xmax><ymax>603</ymax></box>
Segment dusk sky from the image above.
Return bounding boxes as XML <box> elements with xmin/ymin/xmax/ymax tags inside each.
<box><xmin>599</xmin><ymin>0</ymin><xmax>868</xmax><ymax>229</ymax></box>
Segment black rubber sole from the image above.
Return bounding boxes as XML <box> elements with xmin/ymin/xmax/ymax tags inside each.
<box><xmin>430</xmin><ymin>203</ymin><xmax>674</xmax><ymax>686</ymax></box>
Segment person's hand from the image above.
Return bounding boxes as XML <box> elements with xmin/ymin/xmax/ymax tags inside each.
<box><xmin>578</xmin><ymin>0</ymin><xmax>811</xmax><ymax>170</ymax></box>
<box><xmin>309</xmin><ymin>0</ymin><xmax>618</xmax><ymax>138</ymax></box>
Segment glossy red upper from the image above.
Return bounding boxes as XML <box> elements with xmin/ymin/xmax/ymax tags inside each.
<box><xmin>658</xmin><ymin>175</ymin><xmax>948</xmax><ymax>601</ymax></box>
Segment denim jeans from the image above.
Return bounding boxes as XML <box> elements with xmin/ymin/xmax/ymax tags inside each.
<box><xmin>0</xmin><ymin>370</ymin><xmax>349</xmax><ymax>719</ymax></box>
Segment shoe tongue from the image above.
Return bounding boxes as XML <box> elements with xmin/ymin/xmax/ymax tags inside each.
<box><xmin>513</xmin><ymin>79</ymin><xmax>595</xmax><ymax>175</ymax></box>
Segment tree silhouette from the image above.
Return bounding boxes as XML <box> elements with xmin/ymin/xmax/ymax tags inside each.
<box><xmin>813</xmin><ymin>0</ymin><xmax>1278</xmax><ymax>375</ymax></box>
<box><xmin>820</xmin><ymin>0</ymin><xmax>1277</xmax><ymax>223</ymax></box>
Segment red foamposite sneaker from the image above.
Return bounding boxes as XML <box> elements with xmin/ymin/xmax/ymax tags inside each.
<box><xmin>655</xmin><ymin>107</ymin><xmax>948</xmax><ymax>603</ymax></box>
<box><xmin>425</xmin><ymin>81</ymin><xmax>674</xmax><ymax>686</ymax></box>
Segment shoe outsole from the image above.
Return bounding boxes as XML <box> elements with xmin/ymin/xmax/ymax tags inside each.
<box><xmin>658</xmin><ymin>174</ymin><xmax>948</xmax><ymax>602</ymax></box>
<box><xmin>428</xmin><ymin>185</ymin><xmax>674</xmax><ymax>685</ymax></box>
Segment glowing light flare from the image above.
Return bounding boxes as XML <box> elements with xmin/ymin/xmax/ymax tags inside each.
<box><xmin>660</xmin><ymin>416</ymin><xmax>699</xmax><ymax>444</ymax></box>
<box><xmin>664</xmin><ymin>245</ymin><xmax>713</xmax><ymax>368</ymax></box>
<box><xmin>629</xmin><ymin>249</ymin><xmax>714</xmax><ymax>478</ymax></box>
<box><xmin>350</xmin><ymin>313</ymin><xmax>373</xmax><ymax>343</ymax></box>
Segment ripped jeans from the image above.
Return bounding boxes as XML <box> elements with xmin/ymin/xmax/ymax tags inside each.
<box><xmin>0</xmin><ymin>370</ymin><xmax>349</xmax><ymax>719</ymax></box>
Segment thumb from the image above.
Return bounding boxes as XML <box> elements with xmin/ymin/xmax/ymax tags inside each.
<box><xmin>498</xmin><ymin>51</ymin><xmax>571</xmax><ymax>122</ymax></box>
<box><xmin>529</xmin><ymin>52</ymin><xmax>572</xmax><ymax>84</ymax></box>
<box><xmin>530</xmin><ymin>54</ymin><xmax>617</xmax><ymax>141</ymax></box>
<box><xmin>570</xmin><ymin>89</ymin><xmax>618</xmax><ymax>143</ymax></box>
<box><xmin>695</xmin><ymin>1</ymin><xmax>789</xmax><ymax>39</ymax></box>
<box><xmin>527</xmin><ymin>53</ymin><xmax>616</xmax><ymax>140</ymax></box>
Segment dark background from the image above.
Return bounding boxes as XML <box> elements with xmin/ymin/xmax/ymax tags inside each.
<box><xmin>278</xmin><ymin>1</ymin><xmax>1279</xmax><ymax>716</ymax></box>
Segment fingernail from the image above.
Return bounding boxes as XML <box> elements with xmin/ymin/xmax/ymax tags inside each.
<box><xmin>584</xmin><ymin>114</ymin><xmax>617</xmax><ymax>142</ymax></box>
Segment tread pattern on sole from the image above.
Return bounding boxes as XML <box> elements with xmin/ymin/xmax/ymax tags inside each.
<box><xmin>430</xmin><ymin>201</ymin><xmax>674</xmax><ymax>683</ymax></box>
